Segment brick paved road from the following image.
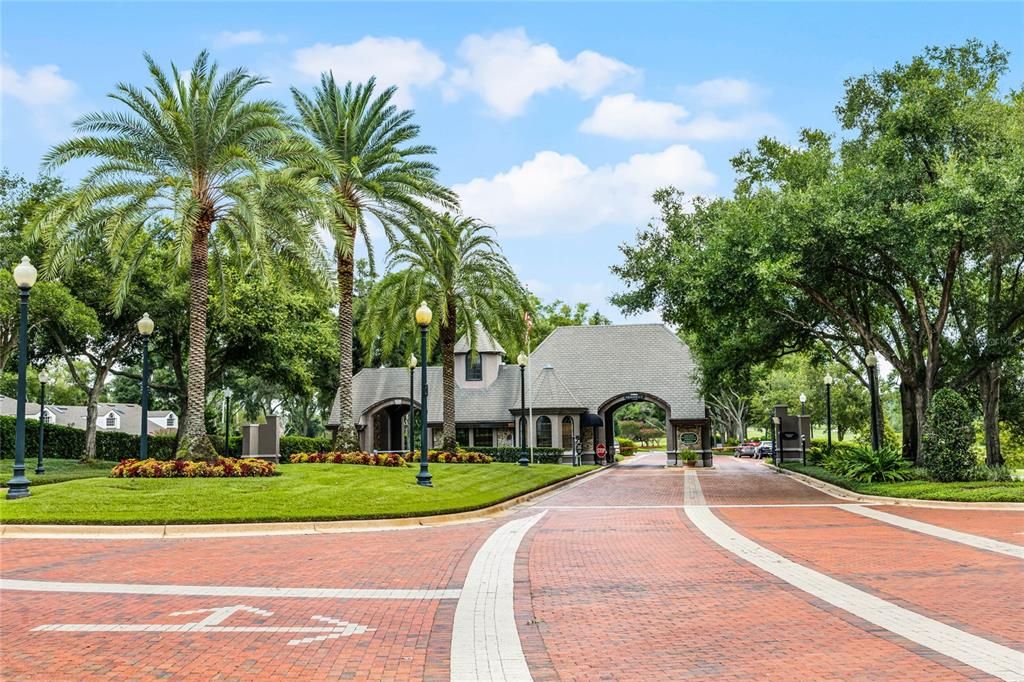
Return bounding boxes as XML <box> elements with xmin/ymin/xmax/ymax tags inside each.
<box><xmin>1</xmin><ymin>454</ymin><xmax>1021</xmax><ymax>681</ymax></box>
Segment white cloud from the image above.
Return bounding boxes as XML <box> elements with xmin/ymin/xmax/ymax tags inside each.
<box><xmin>679</xmin><ymin>78</ymin><xmax>759</xmax><ymax>108</ymax></box>
<box><xmin>1</xmin><ymin>62</ymin><xmax>77</xmax><ymax>106</ymax></box>
<box><xmin>454</xmin><ymin>145</ymin><xmax>715</xmax><ymax>238</ymax></box>
<box><xmin>292</xmin><ymin>37</ymin><xmax>445</xmax><ymax>107</ymax></box>
<box><xmin>580</xmin><ymin>93</ymin><xmax>778</xmax><ymax>141</ymax></box>
<box><xmin>446</xmin><ymin>28</ymin><xmax>637</xmax><ymax>117</ymax></box>
<box><xmin>213</xmin><ymin>30</ymin><xmax>281</xmax><ymax>48</ymax></box>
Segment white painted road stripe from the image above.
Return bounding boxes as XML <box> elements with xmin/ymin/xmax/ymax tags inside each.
<box><xmin>451</xmin><ymin>512</ymin><xmax>546</xmax><ymax>682</ymax></box>
<box><xmin>0</xmin><ymin>578</ymin><xmax>460</xmax><ymax>600</ymax></box>
<box><xmin>841</xmin><ymin>505</ymin><xmax>1024</xmax><ymax>559</ymax></box>
<box><xmin>684</xmin><ymin>505</ymin><xmax>1024</xmax><ymax>680</ymax></box>
<box><xmin>683</xmin><ymin>470</ymin><xmax>706</xmax><ymax>505</ymax></box>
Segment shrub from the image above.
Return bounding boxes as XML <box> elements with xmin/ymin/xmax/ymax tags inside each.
<box><xmin>413</xmin><ymin>450</ymin><xmax>493</xmax><ymax>464</ymax></box>
<box><xmin>616</xmin><ymin>437</ymin><xmax>637</xmax><ymax>456</ymax></box>
<box><xmin>807</xmin><ymin>439</ymin><xmax>860</xmax><ymax>465</ymax></box>
<box><xmin>923</xmin><ymin>389</ymin><xmax>976</xmax><ymax>482</ymax></box>
<box><xmin>111</xmin><ymin>457</ymin><xmax>275</xmax><ymax>478</ymax></box>
<box><xmin>725</xmin><ymin>437</ymin><xmax>740</xmax><ymax>446</ymax></box>
<box><xmin>823</xmin><ymin>445</ymin><xmax>912</xmax><ymax>483</ymax></box>
<box><xmin>1</xmin><ymin>415</ymin><xmax>177</xmax><ymax>461</ymax></box>
<box><xmin>467</xmin><ymin>446</ymin><xmax>563</xmax><ymax>464</ymax></box>
<box><xmin>290</xmin><ymin>451</ymin><xmax>407</xmax><ymax>467</ymax></box>
<box><xmin>967</xmin><ymin>463</ymin><xmax>1014</xmax><ymax>482</ymax></box>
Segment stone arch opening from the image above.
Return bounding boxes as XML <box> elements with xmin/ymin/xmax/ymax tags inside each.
<box><xmin>598</xmin><ymin>392</ymin><xmax>671</xmax><ymax>457</ymax></box>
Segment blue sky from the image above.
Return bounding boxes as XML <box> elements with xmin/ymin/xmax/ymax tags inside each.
<box><xmin>2</xmin><ymin>2</ymin><xmax>1022</xmax><ymax>322</ymax></box>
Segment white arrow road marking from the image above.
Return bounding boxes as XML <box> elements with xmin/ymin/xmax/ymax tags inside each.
<box><xmin>31</xmin><ymin>604</ymin><xmax>375</xmax><ymax>646</ymax></box>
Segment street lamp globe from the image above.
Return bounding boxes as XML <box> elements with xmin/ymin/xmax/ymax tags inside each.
<box><xmin>415</xmin><ymin>301</ymin><xmax>432</xmax><ymax>326</ymax></box>
<box><xmin>865</xmin><ymin>352</ymin><xmax>877</xmax><ymax>368</ymax></box>
<box><xmin>13</xmin><ymin>256</ymin><xmax>37</xmax><ymax>289</ymax></box>
<box><xmin>38</xmin><ymin>370</ymin><xmax>51</xmax><ymax>385</ymax></box>
<box><xmin>517</xmin><ymin>352</ymin><xmax>528</xmax><ymax>367</ymax></box>
<box><xmin>799</xmin><ymin>393</ymin><xmax>807</xmax><ymax>404</ymax></box>
<box><xmin>824</xmin><ymin>373</ymin><xmax>834</xmax><ymax>386</ymax></box>
<box><xmin>137</xmin><ymin>312</ymin><xmax>155</xmax><ymax>336</ymax></box>
<box><xmin>408</xmin><ymin>353</ymin><xmax>417</xmax><ymax>370</ymax></box>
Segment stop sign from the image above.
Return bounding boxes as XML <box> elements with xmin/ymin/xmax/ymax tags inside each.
<box><xmin>596</xmin><ymin>443</ymin><xmax>607</xmax><ymax>458</ymax></box>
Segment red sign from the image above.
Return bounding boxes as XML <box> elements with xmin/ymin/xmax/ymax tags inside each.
<box><xmin>596</xmin><ymin>443</ymin><xmax>607</xmax><ymax>458</ymax></box>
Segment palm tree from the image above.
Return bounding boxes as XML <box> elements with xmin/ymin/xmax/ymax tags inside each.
<box><xmin>34</xmin><ymin>51</ymin><xmax>332</xmax><ymax>460</ymax></box>
<box><xmin>362</xmin><ymin>214</ymin><xmax>528</xmax><ymax>452</ymax></box>
<box><xmin>291</xmin><ymin>75</ymin><xmax>455</xmax><ymax>450</ymax></box>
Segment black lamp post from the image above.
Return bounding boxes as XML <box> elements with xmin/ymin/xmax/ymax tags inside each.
<box><xmin>772</xmin><ymin>416</ymin><xmax>781</xmax><ymax>466</ymax></box>
<box><xmin>407</xmin><ymin>353</ymin><xmax>416</xmax><ymax>455</ymax></box>
<box><xmin>415</xmin><ymin>301</ymin><xmax>433</xmax><ymax>487</ymax></box>
<box><xmin>824</xmin><ymin>373</ymin><xmax>834</xmax><ymax>452</ymax></box>
<box><xmin>799</xmin><ymin>391</ymin><xmax>808</xmax><ymax>440</ymax></box>
<box><xmin>137</xmin><ymin>313</ymin><xmax>155</xmax><ymax>459</ymax></box>
<box><xmin>223</xmin><ymin>387</ymin><xmax>233</xmax><ymax>457</ymax></box>
<box><xmin>517</xmin><ymin>352</ymin><xmax>529</xmax><ymax>466</ymax></box>
<box><xmin>865</xmin><ymin>352</ymin><xmax>880</xmax><ymax>451</ymax></box>
<box><xmin>35</xmin><ymin>369</ymin><xmax>50</xmax><ymax>475</ymax></box>
<box><xmin>6</xmin><ymin>256</ymin><xmax>37</xmax><ymax>499</ymax></box>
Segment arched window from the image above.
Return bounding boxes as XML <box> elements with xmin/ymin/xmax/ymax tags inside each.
<box><xmin>561</xmin><ymin>416</ymin><xmax>573</xmax><ymax>450</ymax></box>
<box><xmin>105</xmin><ymin>413</ymin><xmax>117</xmax><ymax>428</ymax></box>
<box><xmin>42</xmin><ymin>411</ymin><xmax>54</xmax><ymax>425</ymax></box>
<box><xmin>536</xmin><ymin>416</ymin><xmax>552</xmax><ymax>448</ymax></box>
<box><xmin>166</xmin><ymin>414</ymin><xmax>176</xmax><ymax>427</ymax></box>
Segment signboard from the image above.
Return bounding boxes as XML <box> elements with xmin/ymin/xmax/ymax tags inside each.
<box><xmin>680</xmin><ymin>432</ymin><xmax>698</xmax><ymax>445</ymax></box>
<box><xmin>596</xmin><ymin>443</ymin><xmax>607</xmax><ymax>458</ymax></box>
<box><xmin>781</xmin><ymin>431</ymin><xmax>799</xmax><ymax>440</ymax></box>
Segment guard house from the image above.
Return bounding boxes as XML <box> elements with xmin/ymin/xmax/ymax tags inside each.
<box><xmin>327</xmin><ymin>323</ymin><xmax>708</xmax><ymax>464</ymax></box>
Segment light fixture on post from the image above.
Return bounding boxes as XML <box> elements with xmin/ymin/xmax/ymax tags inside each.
<box><xmin>414</xmin><ymin>302</ymin><xmax>433</xmax><ymax>487</ymax></box>
<box><xmin>799</xmin><ymin>391</ymin><xmax>810</xmax><ymax>439</ymax></box>
<box><xmin>223</xmin><ymin>387</ymin><xmax>233</xmax><ymax>457</ymax></box>
<box><xmin>6</xmin><ymin>256</ymin><xmax>37</xmax><ymax>499</ymax></box>
<box><xmin>407</xmin><ymin>353</ymin><xmax>417</xmax><ymax>456</ymax></box>
<box><xmin>517</xmin><ymin>352</ymin><xmax>529</xmax><ymax>467</ymax></box>
<box><xmin>35</xmin><ymin>370</ymin><xmax>51</xmax><ymax>475</ymax></box>
<box><xmin>865</xmin><ymin>352</ymin><xmax>880</xmax><ymax>451</ymax></box>
<box><xmin>137</xmin><ymin>313</ymin><xmax>155</xmax><ymax>459</ymax></box>
<box><xmin>823</xmin><ymin>373</ymin><xmax>834</xmax><ymax>452</ymax></box>
<box><xmin>771</xmin><ymin>416</ymin><xmax>781</xmax><ymax>466</ymax></box>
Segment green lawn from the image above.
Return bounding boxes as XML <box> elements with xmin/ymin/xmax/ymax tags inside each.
<box><xmin>0</xmin><ymin>458</ymin><xmax>113</xmax><ymax>486</ymax></box>
<box><xmin>0</xmin><ymin>462</ymin><xmax>596</xmax><ymax>525</ymax></box>
<box><xmin>784</xmin><ymin>464</ymin><xmax>1024</xmax><ymax>503</ymax></box>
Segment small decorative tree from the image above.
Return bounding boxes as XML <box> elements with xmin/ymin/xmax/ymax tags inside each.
<box><xmin>923</xmin><ymin>389</ymin><xmax>977</xmax><ymax>482</ymax></box>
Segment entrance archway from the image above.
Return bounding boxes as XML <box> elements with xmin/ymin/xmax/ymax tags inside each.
<box><xmin>598</xmin><ymin>392</ymin><xmax>670</xmax><ymax>457</ymax></box>
<box><xmin>362</xmin><ymin>398</ymin><xmax>419</xmax><ymax>452</ymax></box>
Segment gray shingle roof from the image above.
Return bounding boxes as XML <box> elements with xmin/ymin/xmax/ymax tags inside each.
<box><xmin>454</xmin><ymin>322</ymin><xmax>506</xmax><ymax>355</ymax></box>
<box><xmin>0</xmin><ymin>396</ymin><xmax>178</xmax><ymax>435</ymax></box>
<box><xmin>329</xmin><ymin>323</ymin><xmax>704</xmax><ymax>426</ymax></box>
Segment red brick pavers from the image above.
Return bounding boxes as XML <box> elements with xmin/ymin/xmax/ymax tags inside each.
<box><xmin>696</xmin><ymin>455</ymin><xmax>843</xmax><ymax>505</ymax></box>
<box><xmin>715</xmin><ymin>506</ymin><xmax>1024</xmax><ymax>649</ymax></box>
<box><xmin>875</xmin><ymin>506</ymin><xmax>1024</xmax><ymax>545</ymax></box>
<box><xmin>0</xmin><ymin>523</ymin><xmax>494</xmax><ymax>680</ymax></box>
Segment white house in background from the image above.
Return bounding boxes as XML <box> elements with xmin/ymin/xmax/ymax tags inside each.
<box><xmin>0</xmin><ymin>396</ymin><xmax>177</xmax><ymax>436</ymax></box>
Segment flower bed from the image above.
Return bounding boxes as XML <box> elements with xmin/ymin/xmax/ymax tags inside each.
<box><xmin>290</xmin><ymin>451</ymin><xmax>408</xmax><ymax>467</ymax></box>
<box><xmin>111</xmin><ymin>457</ymin><xmax>275</xmax><ymax>478</ymax></box>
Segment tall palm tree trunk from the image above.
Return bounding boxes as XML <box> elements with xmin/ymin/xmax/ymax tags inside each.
<box><xmin>332</xmin><ymin>239</ymin><xmax>359</xmax><ymax>451</ymax></box>
<box><xmin>440</xmin><ymin>300</ymin><xmax>458</xmax><ymax>452</ymax></box>
<box><xmin>182</xmin><ymin>220</ymin><xmax>216</xmax><ymax>460</ymax></box>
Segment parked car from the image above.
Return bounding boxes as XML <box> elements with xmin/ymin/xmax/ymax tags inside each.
<box><xmin>756</xmin><ymin>441</ymin><xmax>774</xmax><ymax>459</ymax></box>
<box><xmin>736</xmin><ymin>441</ymin><xmax>759</xmax><ymax>457</ymax></box>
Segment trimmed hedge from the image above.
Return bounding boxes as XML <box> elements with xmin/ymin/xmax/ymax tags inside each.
<box><xmin>807</xmin><ymin>438</ymin><xmax>861</xmax><ymax>465</ymax></box>
<box><xmin>1</xmin><ymin>415</ymin><xmax>176</xmax><ymax>461</ymax></box>
<box><xmin>616</xmin><ymin>437</ymin><xmax>638</xmax><ymax>456</ymax></box>
<box><xmin>468</xmin><ymin>446</ymin><xmax>564</xmax><ymax>464</ymax></box>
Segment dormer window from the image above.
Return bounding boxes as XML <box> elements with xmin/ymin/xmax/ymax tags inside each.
<box><xmin>166</xmin><ymin>414</ymin><xmax>176</xmax><ymax>427</ymax></box>
<box><xmin>42</xmin><ymin>410</ymin><xmax>54</xmax><ymax>424</ymax></box>
<box><xmin>465</xmin><ymin>353</ymin><xmax>482</xmax><ymax>381</ymax></box>
<box><xmin>104</xmin><ymin>413</ymin><xmax>117</xmax><ymax>428</ymax></box>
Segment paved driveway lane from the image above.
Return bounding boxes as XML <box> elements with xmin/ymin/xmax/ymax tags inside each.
<box><xmin>696</xmin><ymin>456</ymin><xmax>844</xmax><ymax>506</ymax></box>
<box><xmin>715</xmin><ymin>506</ymin><xmax>1024</xmax><ymax>649</ymax></box>
<box><xmin>871</xmin><ymin>506</ymin><xmax>1024</xmax><ymax>545</ymax></box>
<box><xmin>518</xmin><ymin>460</ymin><xmax>973</xmax><ymax>681</ymax></box>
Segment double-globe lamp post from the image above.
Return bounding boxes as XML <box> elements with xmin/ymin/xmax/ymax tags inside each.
<box><xmin>36</xmin><ymin>370</ymin><xmax>51</xmax><ymax>475</ymax></box>
<box><xmin>6</xmin><ymin>256</ymin><xmax>37</xmax><ymax>499</ymax></box>
<box><xmin>517</xmin><ymin>352</ymin><xmax>529</xmax><ymax>467</ymax></box>
<box><xmin>865</xmin><ymin>351</ymin><xmax>881</xmax><ymax>451</ymax></box>
<box><xmin>137</xmin><ymin>312</ymin><xmax>155</xmax><ymax>459</ymax></box>
<box><xmin>415</xmin><ymin>302</ymin><xmax>433</xmax><ymax>487</ymax></box>
<box><xmin>407</xmin><ymin>353</ymin><xmax>417</xmax><ymax>455</ymax></box>
<box><xmin>824</xmin><ymin>373</ymin><xmax>834</xmax><ymax>451</ymax></box>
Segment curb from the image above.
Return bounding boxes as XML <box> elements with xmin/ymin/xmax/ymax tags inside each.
<box><xmin>766</xmin><ymin>461</ymin><xmax>1024</xmax><ymax>511</ymax></box>
<box><xmin>0</xmin><ymin>465</ymin><xmax>613</xmax><ymax>540</ymax></box>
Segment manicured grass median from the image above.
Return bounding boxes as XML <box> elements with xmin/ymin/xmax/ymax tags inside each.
<box><xmin>0</xmin><ymin>458</ymin><xmax>113</xmax><ymax>486</ymax></box>
<box><xmin>0</xmin><ymin>463</ymin><xmax>596</xmax><ymax>525</ymax></box>
<box><xmin>783</xmin><ymin>464</ymin><xmax>1024</xmax><ymax>503</ymax></box>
